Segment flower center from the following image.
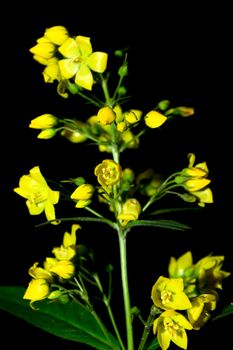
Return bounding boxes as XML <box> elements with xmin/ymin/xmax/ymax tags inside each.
<box><xmin>164</xmin><ymin>318</ymin><xmax>179</xmax><ymax>338</ymax></box>
<box><xmin>161</xmin><ymin>290</ymin><xmax>172</xmax><ymax>304</ymax></box>
<box><xmin>29</xmin><ymin>191</ymin><xmax>47</xmax><ymax>204</ymax></box>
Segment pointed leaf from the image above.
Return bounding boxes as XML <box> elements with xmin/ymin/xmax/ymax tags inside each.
<box><xmin>0</xmin><ymin>286</ymin><xmax>120</xmax><ymax>350</ymax></box>
<box><xmin>127</xmin><ymin>219</ymin><xmax>191</xmax><ymax>231</ymax></box>
<box><xmin>149</xmin><ymin>207</ymin><xmax>200</xmax><ymax>216</ymax></box>
<box><xmin>212</xmin><ymin>303</ymin><xmax>233</xmax><ymax>321</ymax></box>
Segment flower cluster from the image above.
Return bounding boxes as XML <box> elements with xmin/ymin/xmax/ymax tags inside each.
<box><xmin>4</xmin><ymin>24</ymin><xmax>231</xmax><ymax>350</ymax></box>
<box><xmin>23</xmin><ymin>224</ymin><xmax>80</xmax><ymax>308</ymax></box>
<box><xmin>151</xmin><ymin>251</ymin><xmax>230</xmax><ymax>350</ymax></box>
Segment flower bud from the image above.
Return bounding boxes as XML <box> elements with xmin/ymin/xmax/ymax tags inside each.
<box><xmin>145</xmin><ymin>110</ymin><xmax>167</xmax><ymax>128</ymax></box>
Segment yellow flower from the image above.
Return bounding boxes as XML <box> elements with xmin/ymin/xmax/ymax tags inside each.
<box><xmin>13</xmin><ymin>166</ymin><xmax>60</xmax><ymax>224</ymax></box>
<box><xmin>151</xmin><ymin>276</ymin><xmax>192</xmax><ymax>310</ymax></box>
<box><xmin>52</xmin><ymin>224</ymin><xmax>80</xmax><ymax>261</ymax></box>
<box><xmin>118</xmin><ymin>198</ymin><xmax>141</xmax><ymax>226</ymax></box>
<box><xmin>29</xmin><ymin>262</ymin><xmax>53</xmax><ymax>282</ymax></box>
<box><xmin>124</xmin><ymin>109</ymin><xmax>142</xmax><ymax>124</ymax></box>
<box><xmin>63</xmin><ymin>224</ymin><xmax>80</xmax><ymax>248</ymax></box>
<box><xmin>42</xmin><ymin>58</ymin><xmax>60</xmax><ymax>82</ymax></box>
<box><xmin>192</xmin><ymin>187</ymin><xmax>213</xmax><ymax>207</ymax></box>
<box><xmin>29</xmin><ymin>114</ymin><xmax>58</xmax><ymax>129</ymax></box>
<box><xmin>187</xmin><ymin>293</ymin><xmax>217</xmax><ymax>329</ymax></box>
<box><xmin>144</xmin><ymin>110</ymin><xmax>167</xmax><ymax>128</ymax></box>
<box><xmin>153</xmin><ymin>310</ymin><xmax>192</xmax><ymax>350</ymax></box>
<box><xmin>97</xmin><ymin>106</ymin><xmax>116</xmax><ymax>125</ymax></box>
<box><xmin>44</xmin><ymin>26</ymin><xmax>69</xmax><ymax>45</ymax></box>
<box><xmin>30</xmin><ymin>37</ymin><xmax>56</xmax><ymax>60</ymax></box>
<box><xmin>184</xmin><ymin>178</ymin><xmax>211</xmax><ymax>192</ymax></box>
<box><xmin>94</xmin><ymin>159</ymin><xmax>122</xmax><ymax>187</ymax></box>
<box><xmin>52</xmin><ymin>245</ymin><xmax>76</xmax><ymax>261</ymax></box>
<box><xmin>70</xmin><ymin>183</ymin><xmax>95</xmax><ymax>208</ymax></box>
<box><xmin>23</xmin><ymin>278</ymin><xmax>50</xmax><ymax>308</ymax></box>
<box><xmin>195</xmin><ymin>255</ymin><xmax>231</xmax><ymax>290</ymax></box>
<box><xmin>168</xmin><ymin>252</ymin><xmax>197</xmax><ymax>297</ymax></box>
<box><xmin>47</xmin><ymin>259</ymin><xmax>75</xmax><ymax>279</ymax></box>
<box><xmin>168</xmin><ymin>251</ymin><xmax>194</xmax><ymax>279</ymax></box>
<box><xmin>58</xmin><ymin>36</ymin><xmax>108</xmax><ymax>90</ymax></box>
<box><xmin>183</xmin><ymin>153</ymin><xmax>209</xmax><ymax>177</ymax></box>
<box><xmin>37</xmin><ymin>129</ymin><xmax>57</xmax><ymax>139</ymax></box>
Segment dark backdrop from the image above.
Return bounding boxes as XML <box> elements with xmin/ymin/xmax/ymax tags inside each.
<box><xmin>1</xmin><ymin>3</ymin><xmax>232</xmax><ymax>349</ymax></box>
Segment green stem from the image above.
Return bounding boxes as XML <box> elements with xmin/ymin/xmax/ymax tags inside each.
<box><xmin>94</xmin><ymin>274</ymin><xmax>126</xmax><ymax>350</ymax></box>
<box><xmin>85</xmin><ymin>206</ymin><xmax>104</xmax><ymax>218</ymax></box>
<box><xmin>118</xmin><ymin>228</ymin><xmax>134</xmax><ymax>350</ymax></box>
<box><xmin>101</xmin><ymin>75</ymin><xmax>112</xmax><ymax>105</ymax></box>
<box><xmin>137</xmin><ymin>305</ymin><xmax>161</xmax><ymax>350</ymax></box>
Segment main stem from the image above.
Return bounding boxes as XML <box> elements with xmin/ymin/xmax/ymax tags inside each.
<box><xmin>118</xmin><ymin>228</ymin><xmax>134</xmax><ymax>350</ymax></box>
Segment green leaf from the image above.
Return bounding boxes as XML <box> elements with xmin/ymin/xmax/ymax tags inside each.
<box><xmin>127</xmin><ymin>219</ymin><xmax>191</xmax><ymax>231</ymax></box>
<box><xmin>149</xmin><ymin>207</ymin><xmax>200</xmax><ymax>216</ymax></box>
<box><xmin>212</xmin><ymin>303</ymin><xmax>233</xmax><ymax>321</ymax></box>
<box><xmin>0</xmin><ymin>286</ymin><xmax>121</xmax><ymax>350</ymax></box>
<box><xmin>145</xmin><ymin>336</ymin><xmax>160</xmax><ymax>350</ymax></box>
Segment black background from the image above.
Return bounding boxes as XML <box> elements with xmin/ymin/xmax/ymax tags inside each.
<box><xmin>1</xmin><ymin>2</ymin><xmax>232</xmax><ymax>349</ymax></box>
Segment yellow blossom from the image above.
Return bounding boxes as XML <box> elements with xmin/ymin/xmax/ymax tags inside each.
<box><xmin>168</xmin><ymin>251</ymin><xmax>194</xmax><ymax>279</ymax></box>
<box><xmin>98</xmin><ymin>106</ymin><xmax>116</xmax><ymax>125</ymax></box>
<box><xmin>29</xmin><ymin>262</ymin><xmax>53</xmax><ymax>282</ymax></box>
<box><xmin>94</xmin><ymin>159</ymin><xmax>122</xmax><ymax>187</ymax></box>
<box><xmin>42</xmin><ymin>58</ymin><xmax>60</xmax><ymax>82</ymax></box>
<box><xmin>124</xmin><ymin>109</ymin><xmax>142</xmax><ymax>124</ymax></box>
<box><xmin>44</xmin><ymin>26</ymin><xmax>69</xmax><ymax>45</ymax></box>
<box><xmin>184</xmin><ymin>178</ymin><xmax>211</xmax><ymax>192</ymax></box>
<box><xmin>52</xmin><ymin>245</ymin><xmax>76</xmax><ymax>261</ymax></box>
<box><xmin>37</xmin><ymin>129</ymin><xmax>57</xmax><ymax>139</ymax></box>
<box><xmin>30</xmin><ymin>39</ymin><xmax>56</xmax><ymax>60</ymax></box>
<box><xmin>153</xmin><ymin>310</ymin><xmax>192</xmax><ymax>350</ymax></box>
<box><xmin>13</xmin><ymin>166</ymin><xmax>60</xmax><ymax>224</ymax></box>
<box><xmin>48</xmin><ymin>259</ymin><xmax>75</xmax><ymax>279</ymax></box>
<box><xmin>151</xmin><ymin>276</ymin><xmax>192</xmax><ymax>310</ymax></box>
<box><xmin>23</xmin><ymin>278</ymin><xmax>50</xmax><ymax>308</ymax></box>
<box><xmin>58</xmin><ymin>36</ymin><xmax>108</xmax><ymax>90</ymax></box>
<box><xmin>187</xmin><ymin>293</ymin><xmax>217</xmax><ymax>329</ymax></box>
<box><xmin>63</xmin><ymin>224</ymin><xmax>80</xmax><ymax>248</ymax></box>
<box><xmin>192</xmin><ymin>187</ymin><xmax>213</xmax><ymax>207</ymax></box>
<box><xmin>118</xmin><ymin>198</ymin><xmax>141</xmax><ymax>226</ymax></box>
<box><xmin>29</xmin><ymin>114</ymin><xmax>58</xmax><ymax>129</ymax></box>
<box><xmin>52</xmin><ymin>223</ymin><xmax>80</xmax><ymax>261</ymax></box>
<box><xmin>195</xmin><ymin>255</ymin><xmax>231</xmax><ymax>290</ymax></box>
<box><xmin>144</xmin><ymin>110</ymin><xmax>167</xmax><ymax>128</ymax></box>
<box><xmin>70</xmin><ymin>183</ymin><xmax>94</xmax><ymax>208</ymax></box>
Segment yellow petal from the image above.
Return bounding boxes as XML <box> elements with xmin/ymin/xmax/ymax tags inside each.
<box><xmin>58</xmin><ymin>37</ymin><xmax>80</xmax><ymax>58</ymax></box>
<box><xmin>75</xmin><ymin>64</ymin><xmax>93</xmax><ymax>90</ymax></box>
<box><xmin>76</xmin><ymin>35</ymin><xmax>92</xmax><ymax>56</ymax></box>
<box><xmin>158</xmin><ymin>328</ymin><xmax>171</xmax><ymax>350</ymax></box>
<box><xmin>29</xmin><ymin>42</ymin><xmax>55</xmax><ymax>59</ymax></box>
<box><xmin>23</xmin><ymin>278</ymin><xmax>50</xmax><ymax>301</ymax></box>
<box><xmin>172</xmin><ymin>329</ymin><xmax>188</xmax><ymax>349</ymax></box>
<box><xmin>88</xmin><ymin>52</ymin><xmax>108</xmax><ymax>73</ymax></box>
<box><xmin>44</xmin><ymin>26</ymin><xmax>69</xmax><ymax>45</ymax></box>
<box><xmin>59</xmin><ymin>58</ymin><xmax>79</xmax><ymax>79</ymax></box>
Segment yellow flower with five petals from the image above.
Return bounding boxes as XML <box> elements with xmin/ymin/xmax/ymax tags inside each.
<box><xmin>58</xmin><ymin>36</ymin><xmax>108</xmax><ymax>90</ymax></box>
<box><xmin>14</xmin><ymin>166</ymin><xmax>60</xmax><ymax>224</ymax></box>
<box><xmin>151</xmin><ymin>276</ymin><xmax>192</xmax><ymax>310</ymax></box>
<box><xmin>153</xmin><ymin>310</ymin><xmax>192</xmax><ymax>350</ymax></box>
